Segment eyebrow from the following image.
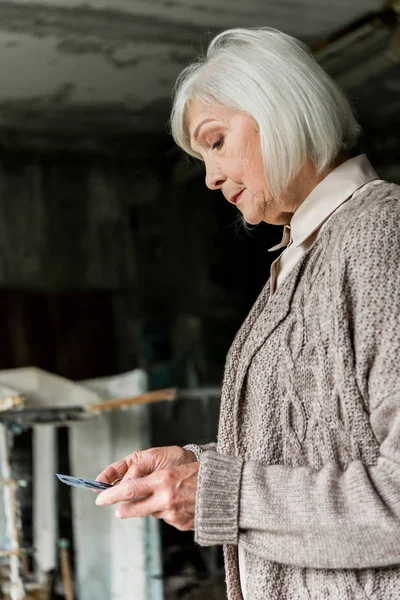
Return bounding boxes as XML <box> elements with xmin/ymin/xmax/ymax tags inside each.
<box><xmin>191</xmin><ymin>118</ymin><xmax>219</xmax><ymax>145</ymax></box>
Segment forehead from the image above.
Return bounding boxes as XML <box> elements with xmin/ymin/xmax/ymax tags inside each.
<box><xmin>187</xmin><ymin>100</ymin><xmax>233</xmax><ymax>133</ymax></box>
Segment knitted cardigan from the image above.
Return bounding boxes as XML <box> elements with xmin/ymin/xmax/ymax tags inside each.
<box><xmin>187</xmin><ymin>182</ymin><xmax>400</xmax><ymax>599</ymax></box>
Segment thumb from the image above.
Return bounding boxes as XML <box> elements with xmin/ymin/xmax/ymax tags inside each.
<box><xmin>123</xmin><ymin>462</ymin><xmax>143</xmax><ymax>481</ymax></box>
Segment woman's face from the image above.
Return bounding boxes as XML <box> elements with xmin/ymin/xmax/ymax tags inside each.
<box><xmin>187</xmin><ymin>100</ymin><xmax>295</xmax><ymax>225</ymax></box>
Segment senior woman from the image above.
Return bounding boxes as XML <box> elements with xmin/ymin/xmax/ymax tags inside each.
<box><xmin>95</xmin><ymin>28</ymin><xmax>400</xmax><ymax>599</ymax></box>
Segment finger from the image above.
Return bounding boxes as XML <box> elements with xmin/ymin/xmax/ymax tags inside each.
<box><xmin>96</xmin><ymin>459</ymin><xmax>129</xmax><ymax>484</ymax></box>
<box><xmin>96</xmin><ymin>475</ymin><xmax>154</xmax><ymax>507</ymax></box>
<box><xmin>149</xmin><ymin>508</ymin><xmax>194</xmax><ymax>531</ymax></box>
<box><xmin>115</xmin><ymin>493</ymin><xmax>166</xmax><ymax>519</ymax></box>
<box><xmin>123</xmin><ymin>463</ymin><xmax>143</xmax><ymax>481</ymax></box>
<box><xmin>162</xmin><ymin>512</ymin><xmax>194</xmax><ymax>531</ymax></box>
<box><xmin>106</xmin><ymin>464</ymin><xmax>142</xmax><ymax>490</ymax></box>
<box><xmin>125</xmin><ymin>449</ymin><xmax>161</xmax><ymax>477</ymax></box>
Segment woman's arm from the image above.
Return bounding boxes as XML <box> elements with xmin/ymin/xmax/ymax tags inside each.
<box><xmin>196</xmin><ymin>449</ymin><xmax>400</xmax><ymax>568</ymax></box>
<box><xmin>195</xmin><ymin>194</ymin><xmax>400</xmax><ymax>569</ymax></box>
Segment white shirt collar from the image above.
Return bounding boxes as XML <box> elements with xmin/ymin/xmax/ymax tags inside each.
<box><xmin>268</xmin><ymin>155</ymin><xmax>379</xmax><ymax>252</ymax></box>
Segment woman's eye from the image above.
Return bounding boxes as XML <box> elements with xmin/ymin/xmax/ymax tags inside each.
<box><xmin>212</xmin><ymin>137</ymin><xmax>224</xmax><ymax>150</ymax></box>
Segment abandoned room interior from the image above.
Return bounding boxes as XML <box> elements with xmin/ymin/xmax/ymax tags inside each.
<box><xmin>1</xmin><ymin>1</ymin><xmax>400</xmax><ymax>599</ymax></box>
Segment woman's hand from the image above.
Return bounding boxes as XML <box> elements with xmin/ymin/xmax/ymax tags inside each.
<box><xmin>95</xmin><ymin>446</ymin><xmax>199</xmax><ymax>531</ymax></box>
<box><xmin>96</xmin><ymin>445</ymin><xmax>197</xmax><ymax>483</ymax></box>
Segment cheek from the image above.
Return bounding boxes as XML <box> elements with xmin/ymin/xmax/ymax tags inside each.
<box><xmin>245</xmin><ymin>165</ymin><xmax>266</xmax><ymax>198</ymax></box>
<box><xmin>242</xmin><ymin>143</ymin><xmax>265</xmax><ymax>187</ymax></box>
<box><xmin>224</xmin><ymin>159</ymin><xmax>245</xmax><ymax>183</ymax></box>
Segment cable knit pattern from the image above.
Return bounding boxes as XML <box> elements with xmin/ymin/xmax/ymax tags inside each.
<box><xmin>194</xmin><ymin>182</ymin><xmax>400</xmax><ymax>599</ymax></box>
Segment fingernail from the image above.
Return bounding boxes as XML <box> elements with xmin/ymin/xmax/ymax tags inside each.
<box><xmin>96</xmin><ymin>494</ymin><xmax>105</xmax><ymax>506</ymax></box>
<box><xmin>115</xmin><ymin>508</ymin><xmax>122</xmax><ymax>518</ymax></box>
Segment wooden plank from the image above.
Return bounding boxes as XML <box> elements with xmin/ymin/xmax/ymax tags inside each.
<box><xmin>109</xmin><ymin>408</ymin><xmax>147</xmax><ymax>600</ymax></box>
<box><xmin>88</xmin><ymin>387</ymin><xmax>176</xmax><ymax>412</ymax></box>
<box><xmin>33</xmin><ymin>425</ymin><xmax>57</xmax><ymax>577</ymax></box>
<box><xmin>0</xmin><ymin>424</ymin><xmax>25</xmax><ymax>599</ymax></box>
<box><xmin>70</xmin><ymin>369</ymin><xmax>162</xmax><ymax>600</ymax></box>
<box><xmin>69</xmin><ymin>414</ymin><xmax>112</xmax><ymax>600</ymax></box>
<box><xmin>109</xmin><ymin>402</ymin><xmax>163</xmax><ymax>599</ymax></box>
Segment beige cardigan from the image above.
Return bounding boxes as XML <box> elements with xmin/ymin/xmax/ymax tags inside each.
<box><xmin>187</xmin><ymin>181</ymin><xmax>400</xmax><ymax>599</ymax></box>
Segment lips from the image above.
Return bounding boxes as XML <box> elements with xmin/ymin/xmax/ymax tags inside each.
<box><xmin>231</xmin><ymin>189</ymin><xmax>245</xmax><ymax>204</ymax></box>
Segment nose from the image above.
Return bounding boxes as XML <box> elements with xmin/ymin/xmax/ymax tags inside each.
<box><xmin>205</xmin><ymin>163</ymin><xmax>227</xmax><ymax>190</ymax></box>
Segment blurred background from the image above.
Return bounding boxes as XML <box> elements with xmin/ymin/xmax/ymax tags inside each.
<box><xmin>0</xmin><ymin>0</ymin><xmax>399</xmax><ymax>599</ymax></box>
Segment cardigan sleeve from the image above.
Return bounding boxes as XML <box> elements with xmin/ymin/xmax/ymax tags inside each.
<box><xmin>194</xmin><ymin>195</ymin><xmax>400</xmax><ymax>569</ymax></box>
<box><xmin>183</xmin><ymin>442</ymin><xmax>217</xmax><ymax>462</ymax></box>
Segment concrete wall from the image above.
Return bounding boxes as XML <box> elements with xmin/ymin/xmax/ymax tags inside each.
<box><xmin>0</xmin><ymin>146</ymin><xmax>282</xmax><ymax>387</ymax></box>
<box><xmin>0</xmin><ymin>0</ymin><xmax>384</xmax><ymax>137</ymax></box>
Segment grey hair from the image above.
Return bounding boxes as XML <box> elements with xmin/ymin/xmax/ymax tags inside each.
<box><xmin>170</xmin><ymin>27</ymin><xmax>361</xmax><ymax>197</ymax></box>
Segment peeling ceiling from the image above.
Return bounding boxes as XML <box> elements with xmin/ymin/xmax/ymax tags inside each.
<box><xmin>0</xmin><ymin>0</ymin><xmax>393</xmax><ymax>143</ymax></box>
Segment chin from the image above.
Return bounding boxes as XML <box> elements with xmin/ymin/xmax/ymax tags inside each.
<box><xmin>242</xmin><ymin>212</ymin><xmax>264</xmax><ymax>226</ymax></box>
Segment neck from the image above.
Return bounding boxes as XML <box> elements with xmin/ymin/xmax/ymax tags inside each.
<box><xmin>282</xmin><ymin>153</ymin><xmax>350</xmax><ymax>224</ymax></box>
